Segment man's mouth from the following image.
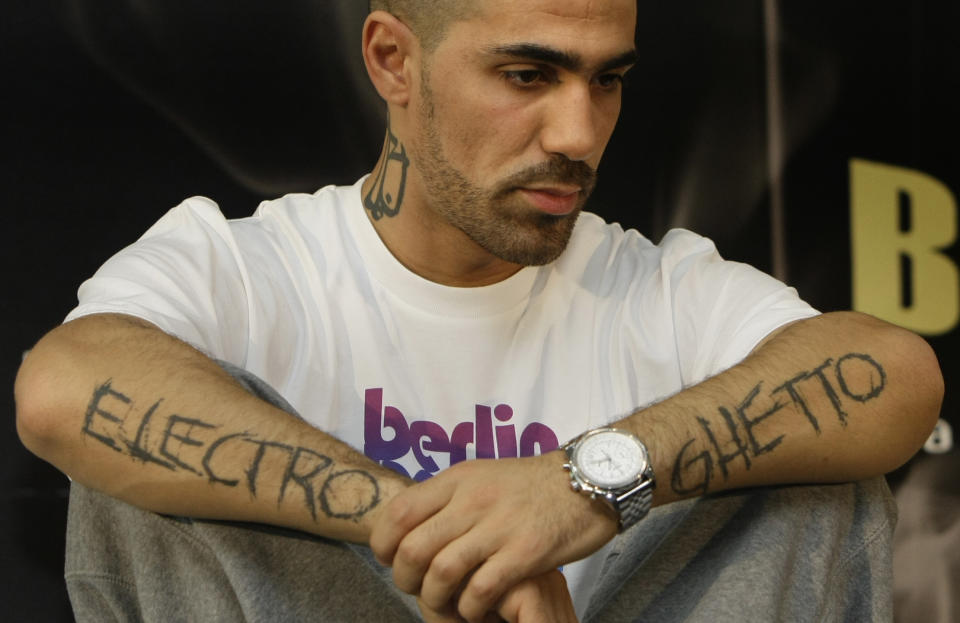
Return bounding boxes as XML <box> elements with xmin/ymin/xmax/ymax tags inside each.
<box><xmin>517</xmin><ymin>185</ymin><xmax>582</xmax><ymax>216</ymax></box>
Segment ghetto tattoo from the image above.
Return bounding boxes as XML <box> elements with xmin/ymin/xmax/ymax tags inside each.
<box><xmin>80</xmin><ymin>380</ymin><xmax>381</xmax><ymax>522</ymax></box>
<box><xmin>364</xmin><ymin>122</ymin><xmax>409</xmax><ymax>220</ymax></box>
<box><xmin>671</xmin><ymin>352</ymin><xmax>887</xmax><ymax>496</ymax></box>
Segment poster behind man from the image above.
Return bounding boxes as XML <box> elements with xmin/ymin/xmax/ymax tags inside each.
<box><xmin>2</xmin><ymin>1</ymin><xmax>956</xmax><ymax>620</ymax></box>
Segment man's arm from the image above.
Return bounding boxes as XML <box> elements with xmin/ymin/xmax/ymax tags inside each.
<box><xmin>646</xmin><ymin>311</ymin><xmax>941</xmax><ymax>501</ymax></box>
<box><xmin>370</xmin><ymin>311</ymin><xmax>944</xmax><ymax>622</ymax></box>
<box><xmin>15</xmin><ymin>312</ymin><xmax>410</xmax><ymax>543</ymax></box>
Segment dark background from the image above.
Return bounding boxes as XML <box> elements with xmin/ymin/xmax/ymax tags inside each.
<box><xmin>4</xmin><ymin>1</ymin><xmax>957</xmax><ymax>620</ymax></box>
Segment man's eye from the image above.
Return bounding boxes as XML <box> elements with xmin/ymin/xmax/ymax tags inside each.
<box><xmin>596</xmin><ymin>74</ymin><xmax>625</xmax><ymax>90</ymax></box>
<box><xmin>504</xmin><ymin>69</ymin><xmax>545</xmax><ymax>87</ymax></box>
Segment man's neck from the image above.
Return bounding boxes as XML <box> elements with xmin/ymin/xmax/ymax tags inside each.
<box><xmin>360</xmin><ymin>142</ymin><xmax>524</xmax><ymax>288</ymax></box>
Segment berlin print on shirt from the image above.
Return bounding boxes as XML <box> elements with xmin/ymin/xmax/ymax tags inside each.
<box><xmin>363</xmin><ymin>388</ymin><xmax>560</xmax><ymax>481</ymax></box>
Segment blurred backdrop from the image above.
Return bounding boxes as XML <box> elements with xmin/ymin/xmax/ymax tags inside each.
<box><xmin>3</xmin><ymin>1</ymin><xmax>958</xmax><ymax>620</ymax></box>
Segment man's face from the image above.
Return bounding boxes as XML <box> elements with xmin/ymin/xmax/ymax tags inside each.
<box><xmin>408</xmin><ymin>0</ymin><xmax>638</xmax><ymax>266</ymax></box>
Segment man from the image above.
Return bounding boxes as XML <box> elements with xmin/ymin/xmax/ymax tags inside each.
<box><xmin>15</xmin><ymin>0</ymin><xmax>942</xmax><ymax>621</ymax></box>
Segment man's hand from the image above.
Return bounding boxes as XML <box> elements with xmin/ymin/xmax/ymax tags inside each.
<box><xmin>417</xmin><ymin>569</ymin><xmax>579</xmax><ymax>623</ymax></box>
<box><xmin>370</xmin><ymin>451</ymin><xmax>616</xmax><ymax>622</ymax></box>
<box><xmin>494</xmin><ymin>570</ymin><xmax>579</xmax><ymax>623</ymax></box>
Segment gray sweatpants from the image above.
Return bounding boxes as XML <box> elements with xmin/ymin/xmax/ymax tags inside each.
<box><xmin>65</xmin><ymin>364</ymin><xmax>896</xmax><ymax>622</ymax></box>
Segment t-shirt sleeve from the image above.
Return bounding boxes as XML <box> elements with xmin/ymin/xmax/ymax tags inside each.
<box><xmin>64</xmin><ymin>196</ymin><xmax>250</xmax><ymax>362</ymax></box>
<box><xmin>658</xmin><ymin>229</ymin><xmax>819</xmax><ymax>384</ymax></box>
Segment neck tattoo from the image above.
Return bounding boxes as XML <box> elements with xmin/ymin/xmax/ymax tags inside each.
<box><xmin>364</xmin><ymin>124</ymin><xmax>410</xmax><ymax>220</ymax></box>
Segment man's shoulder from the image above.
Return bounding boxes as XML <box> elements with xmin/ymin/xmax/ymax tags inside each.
<box><xmin>126</xmin><ymin>181</ymin><xmax>364</xmax><ymax>269</ymax></box>
<box><xmin>569</xmin><ymin>212</ymin><xmax>718</xmax><ymax>265</ymax></box>
<box><xmin>246</xmin><ymin>182</ymin><xmax>360</xmax><ymax>224</ymax></box>
<box><xmin>179</xmin><ymin>181</ymin><xmax>365</xmax><ymax>252</ymax></box>
<box><xmin>143</xmin><ymin>182</ymin><xmax>356</xmax><ymax>233</ymax></box>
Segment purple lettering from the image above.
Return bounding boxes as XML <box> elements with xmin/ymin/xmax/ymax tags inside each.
<box><xmin>450</xmin><ymin>422</ymin><xmax>475</xmax><ymax>465</ymax></box>
<box><xmin>494</xmin><ymin>404</ymin><xmax>518</xmax><ymax>458</ymax></box>
<box><xmin>475</xmin><ymin>405</ymin><xmax>496</xmax><ymax>459</ymax></box>
<box><xmin>361</xmin><ymin>390</ymin><xmax>561</xmax><ymax>472</ymax></box>
<box><xmin>410</xmin><ymin>420</ymin><xmax>451</xmax><ymax>474</ymax></box>
<box><xmin>363</xmin><ymin>388</ymin><xmax>411</xmax><ymax>462</ymax></box>
<box><xmin>495</xmin><ymin>425</ymin><xmax>518</xmax><ymax>458</ymax></box>
<box><xmin>382</xmin><ymin>460</ymin><xmax>410</xmax><ymax>478</ymax></box>
<box><xmin>519</xmin><ymin>423</ymin><xmax>559</xmax><ymax>456</ymax></box>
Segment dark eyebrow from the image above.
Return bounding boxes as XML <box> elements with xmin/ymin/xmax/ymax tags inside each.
<box><xmin>484</xmin><ymin>43</ymin><xmax>638</xmax><ymax>74</ymax></box>
<box><xmin>597</xmin><ymin>49</ymin><xmax>640</xmax><ymax>73</ymax></box>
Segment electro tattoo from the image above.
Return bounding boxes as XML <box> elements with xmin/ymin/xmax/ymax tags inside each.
<box><xmin>80</xmin><ymin>382</ymin><xmax>381</xmax><ymax>523</ymax></box>
<box><xmin>670</xmin><ymin>352</ymin><xmax>887</xmax><ymax>497</ymax></box>
<box><xmin>364</xmin><ymin>122</ymin><xmax>409</xmax><ymax>220</ymax></box>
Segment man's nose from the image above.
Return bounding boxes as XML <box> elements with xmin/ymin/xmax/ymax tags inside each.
<box><xmin>539</xmin><ymin>84</ymin><xmax>599</xmax><ymax>162</ymax></box>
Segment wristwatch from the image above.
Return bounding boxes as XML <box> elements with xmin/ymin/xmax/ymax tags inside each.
<box><xmin>562</xmin><ymin>427</ymin><xmax>655</xmax><ymax>532</ymax></box>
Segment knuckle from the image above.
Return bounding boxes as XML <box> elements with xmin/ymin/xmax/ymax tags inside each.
<box><xmin>516</xmin><ymin>531</ymin><xmax>542</xmax><ymax>556</ymax></box>
<box><xmin>466</xmin><ymin>571</ymin><xmax>502</xmax><ymax>603</ymax></box>
<box><xmin>430</xmin><ymin>551</ymin><xmax>465</xmax><ymax>584</ymax></box>
<box><xmin>396</xmin><ymin>537</ymin><xmax>429</xmax><ymax>569</ymax></box>
<box><xmin>525</xmin><ymin>533</ymin><xmax>552</xmax><ymax>564</ymax></box>
<box><xmin>420</xmin><ymin>591</ymin><xmax>449</xmax><ymax>614</ymax></box>
<box><xmin>464</xmin><ymin>483</ymin><xmax>499</xmax><ymax>509</ymax></box>
<box><xmin>386</xmin><ymin>495</ymin><xmax>416</xmax><ymax>525</ymax></box>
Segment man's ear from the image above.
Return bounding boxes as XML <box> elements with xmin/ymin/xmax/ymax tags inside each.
<box><xmin>362</xmin><ymin>11</ymin><xmax>419</xmax><ymax>107</ymax></box>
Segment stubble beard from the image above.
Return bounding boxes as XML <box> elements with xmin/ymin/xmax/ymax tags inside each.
<box><xmin>413</xmin><ymin>79</ymin><xmax>598</xmax><ymax>267</ymax></box>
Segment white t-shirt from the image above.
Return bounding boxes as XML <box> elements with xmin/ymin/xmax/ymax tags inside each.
<box><xmin>66</xmin><ymin>177</ymin><xmax>817</xmax><ymax>616</ymax></box>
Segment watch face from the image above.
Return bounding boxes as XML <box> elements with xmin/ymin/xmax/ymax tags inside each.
<box><xmin>574</xmin><ymin>430</ymin><xmax>648</xmax><ymax>489</ymax></box>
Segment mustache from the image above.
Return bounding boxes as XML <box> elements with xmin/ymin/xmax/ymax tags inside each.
<box><xmin>497</xmin><ymin>157</ymin><xmax>597</xmax><ymax>194</ymax></box>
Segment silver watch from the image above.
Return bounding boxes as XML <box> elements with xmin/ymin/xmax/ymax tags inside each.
<box><xmin>562</xmin><ymin>427</ymin><xmax>655</xmax><ymax>532</ymax></box>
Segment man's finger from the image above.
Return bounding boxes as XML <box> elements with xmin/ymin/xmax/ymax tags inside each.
<box><xmin>417</xmin><ymin>530</ymin><xmax>499</xmax><ymax>612</ymax></box>
<box><xmin>495</xmin><ymin>570</ymin><xmax>577</xmax><ymax>623</ymax></box>
<box><xmin>416</xmin><ymin>598</ymin><xmax>463</xmax><ymax>623</ymax></box>
<box><xmin>391</xmin><ymin>510</ymin><xmax>474</xmax><ymax>595</ymax></box>
<box><xmin>369</xmin><ymin>480</ymin><xmax>451</xmax><ymax>564</ymax></box>
<box><xmin>456</xmin><ymin>547</ymin><xmax>542</xmax><ymax>622</ymax></box>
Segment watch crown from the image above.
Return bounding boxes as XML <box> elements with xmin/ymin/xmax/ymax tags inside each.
<box><xmin>571</xmin><ymin>481</ymin><xmax>582</xmax><ymax>492</ymax></box>
<box><xmin>562</xmin><ymin>463</ymin><xmax>572</xmax><ymax>472</ymax></box>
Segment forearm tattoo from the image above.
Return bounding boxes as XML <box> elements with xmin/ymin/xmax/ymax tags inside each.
<box><xmin>364</xmin><ymin>120</ymin><xmax>409</xmax><ymax>220</ymax></box>
<box><xmin>80</xmin><ymin>381</ymin><xmax>381</xmax><ymax>523</ymax></box>
<box><xmin>670</xmin><ymin>352</ymin><xmax>887</xmax><ymax>496</ymax></box>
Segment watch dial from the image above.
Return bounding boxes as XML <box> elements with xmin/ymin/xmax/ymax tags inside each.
<box><xmin>575</xmin><ymin>430</ymin><xmax>647</xmax><ymax>488</ymax></box>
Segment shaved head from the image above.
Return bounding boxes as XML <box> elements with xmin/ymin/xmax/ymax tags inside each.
<box><xmin>369</xmin><ymin>0</ymin><xmax>479</xmax><ymax>51</ymax></box>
